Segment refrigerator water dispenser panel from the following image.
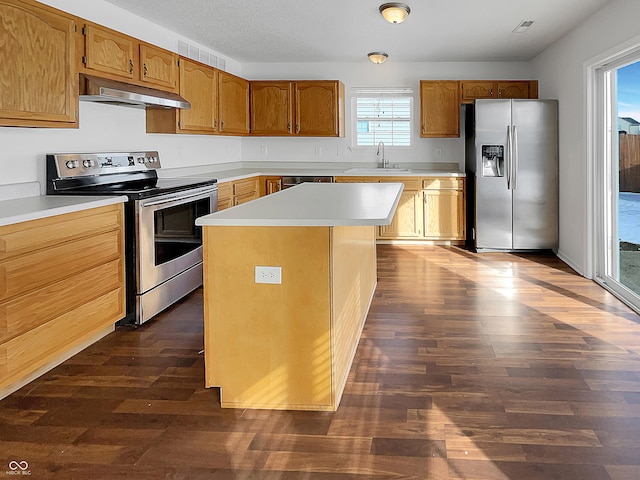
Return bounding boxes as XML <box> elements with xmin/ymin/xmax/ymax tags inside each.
<box><xmin>482</xmin><ymin>145</ymin><xmax>504</xmax><ymax>177</ymax></box>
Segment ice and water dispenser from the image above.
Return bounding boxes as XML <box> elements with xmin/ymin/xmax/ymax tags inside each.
<box><xmin>481</xmin><ymin>145</ymin><xmax>504</xmax><ymax>177</ymax></box>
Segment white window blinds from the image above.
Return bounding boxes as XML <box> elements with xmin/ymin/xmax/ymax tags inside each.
<box><xmin>352</xmin><ymin>88</ymin><xmax>413</xmax><ymax>147</ymax></box>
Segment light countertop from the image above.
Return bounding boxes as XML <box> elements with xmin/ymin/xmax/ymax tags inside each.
<box><xmin>195</xmin><ymin>182</ymin><xmax>404</xmax><ymax>227</ymax></box>
<box><xmin>0</xmin><ymin>195</ymin><xmax>128</xmax><ymax>227</ymax></box>
<box><xmin>158</xmin><ymin>162</ymin><xmax>465</xmax><ymax>183</ymax></box>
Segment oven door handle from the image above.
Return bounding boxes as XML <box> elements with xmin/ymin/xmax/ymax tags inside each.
<box><xmin>139</xmin><ymin>187</ymin><xmax>217</xmax><ymax>208</ymax></box>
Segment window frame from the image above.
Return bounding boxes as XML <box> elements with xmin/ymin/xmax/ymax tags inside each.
<box><xmin>350</xmin><ymin>87</ymin><xmax>414</xmax><ymax>149</ymax></box>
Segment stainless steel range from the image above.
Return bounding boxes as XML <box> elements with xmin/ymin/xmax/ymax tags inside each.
<box><xmin>46</xmin><ymin>151</ymin><xmax>218</xmax><ymax>325</ymax></box>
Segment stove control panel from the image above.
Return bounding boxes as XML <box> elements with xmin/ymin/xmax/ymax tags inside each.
<box><xmin>48</xmin><ymin>151</ymin><xmax>162</xmax><ymax>178</ymax></box>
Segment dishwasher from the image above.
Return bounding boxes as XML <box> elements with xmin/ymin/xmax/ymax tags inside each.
<box><xmin>281</xmin><ymin>176</ymin><xmax>333</xmax><ymax>189</ymax></box>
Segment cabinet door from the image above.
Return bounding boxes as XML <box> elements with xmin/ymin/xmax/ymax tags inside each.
<box><xmin>251</xmin><ymin>81</ymin><xmax>293</xmax><ymax>135</ymax></box>
<box><xmin>0</xmin><ymin>0</ymin><xmax>77</xmax><ymax>126</ymax></box>
<box><xmin>262</xmin><ymin>176</ymin><xmax>283</xmax><ymax>196</ymax></box>
<box><xmin>217</xmin><ymin>182</ymin><xmax>233</xmax><ymax>211</ymax></box>
<box><xmin>83</xmin><ymin>24</ymin><xmax>135</xmax><ymax>79</ymax></box>
<box><xmin>218</xmin><ymin>71</ymin><xmax>250</xmax><ymax>135</ymax></box>
<box><xmin>496</xmin><ymin>81</ymin><xmax>529</xmax><ymax>99</ymax></box>
<box><xmin>420</xmin><ymin>81</ymin><xmax>460</xmax><ymax>138</ymax></box>
<box><xmin>140</xmin><ymin>44</ymin><xmax>177</xmax><ymax>90</ymax></box>
<box><xmin>423</xmin><ymin>189</ymin><xmax>465</xmax><ymax>240</ymax></box>
<box><xmin>460</xmin><ymin>81</ymin><xmax>495</xmax><ymax>102</ymax></box>
<box><xmin>294</xmin><ymin>81</ymin><xmax>343</xmax><ymax>136</ymax></box>
<box><xmin>178</xmin><ymin>58</ymin><xmax>218</xmax><ymax>133</ymax></box>
<box><xmin>379</xmin><ymin>190</ymin><xmax>423</xmax><ymax>239</ymax></box>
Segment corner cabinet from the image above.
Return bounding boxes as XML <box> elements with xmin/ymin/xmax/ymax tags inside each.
<box><xmin>146</xmin><ymin>57</ymin><xmax>218</xmax><ymax>134</ymax></box>
<box><xmin>218</xmin><ymin>71</ymin><xmax>250</xmax><ymax>135</ymax></box>
<box><xmin>420</xmin><ymin>81</ymin><xmax>460</xmax><ymax>138</ymax></box>
<box><xmin>335</xmin><ymin>176</ymin><xmax>466</xmax><ymax>243</ymax></box>
<box><xmin>0</xmin><ymin>0</ymin><xmax>78</xmax><ymax>127</ymax></box>
<box><xmin>0</xmin><ymin>204</ymin><xmax>125</xmax><ymax>397</ymax></box>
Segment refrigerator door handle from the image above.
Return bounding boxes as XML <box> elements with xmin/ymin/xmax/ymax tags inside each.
<box><xmin>512</xmin><ymin>125</ymin><xmax>518</xmax><ymax>190</ymax></box>
<box><xmin>506</xmin><ymin>125</ymin><xmax>512</xmax><ymax>190</ymax></box>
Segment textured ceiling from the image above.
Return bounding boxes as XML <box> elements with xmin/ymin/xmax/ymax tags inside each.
<box><xmin>103</xmin><ymin>0</ymin><xmax>610</xmax><ymax>63</ymax></box>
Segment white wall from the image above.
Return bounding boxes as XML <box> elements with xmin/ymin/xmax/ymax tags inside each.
<box><xmin>532</xmin><ymin>0</ymin><xmax>640</xmax><ymax>276</ymax></box>
<box><xmin>241</xmin><ymin>62</ymin><xmax>532</xmax><ymax>167</ymax></box>
<box><xmin>2</xmin><ymin>0</ymin><xmax>534</xmax><ymax>192</ymax></box>
<box><xmin>0</xmin><ymin>0</ymin><xmax>242</xmax><ymax>188</ymax></box>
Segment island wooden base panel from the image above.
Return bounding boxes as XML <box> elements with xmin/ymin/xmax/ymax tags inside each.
<box><xmin>1</xmin><ymin>245</ymin><xmax>640</xmax><ymax>478</ymax></box>
<box><xmin>203</xmin><ymin>225</ymin><xmax>377</xmax><ymax>411</ymax></box>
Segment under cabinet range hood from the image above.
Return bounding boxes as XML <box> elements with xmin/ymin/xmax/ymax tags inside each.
<box><xmin>79</xmin><ymin>75</ymin><xmax>191</xmax><ymax>109</ymax></box>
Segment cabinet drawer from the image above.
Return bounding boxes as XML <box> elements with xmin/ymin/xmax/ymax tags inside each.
<box><xmin>335</xmin><ymin>176</ymin><xmax>420</xmax><ymax>190</ymax></box>
<box><xmin>234</xmin><ymin>192</ymin><xmax>257</xmax><ymax>206</ymax></box>
<box><xmin>0</xmin><ymin>259</ymin><xmax>122</xmax><ymax>344</ymax></box>
<box><xmin>333</xmin><ymin>176</ymin><xmax>376</xmax><ymax>183</ymax></box>
<box><xmin>0</xmin><ymin>204</ymin><xmax>122</xmax><ymax>261</ymax></box>
<box><xmin>233</xmin><ymin>177</ymin><xmax>258</xmax><ymax>196</ymax></box>
<box><xmin>0</xmin><ymin>229</ymin><xmax>122</xmax><ymax>302</ymax></box>
<box><xmin>0</xmin><ymin>288</ymin><xmax>123</xmax><ymax>388</ymax></box>
<box><xmin>377</xmin><ymin>177</ymin><xmax>420</xmax><ymax>190</ymax></box>
<box><xmin>423</xmin><ymin>178</ymin><xmax>463</xmax><ymax>190</ymax></box>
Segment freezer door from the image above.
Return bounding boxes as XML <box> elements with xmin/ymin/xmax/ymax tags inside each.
<box><xmin>511</xmin><ymin>100</ymin><xmax>558</xmax><ymax>250</ymax></box>
<box><xmin>474</xmin><ymin>100</ymin><xmax>513</xmax><ymax>250</ymax></box>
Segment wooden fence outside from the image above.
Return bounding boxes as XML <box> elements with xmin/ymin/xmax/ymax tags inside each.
<box><xmin>619</xmin><ymin>133</ymin><xmax>640</xmax><ymax>193</ymax></box>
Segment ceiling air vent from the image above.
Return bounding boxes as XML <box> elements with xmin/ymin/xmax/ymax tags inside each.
<box><xmin>513</xmin><ymin>20</ymin><xmax>534</xmax><ymax>33</ymax></box>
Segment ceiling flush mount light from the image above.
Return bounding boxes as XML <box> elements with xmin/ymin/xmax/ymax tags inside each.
<box><xmin>368</xmin><ymin>52</ymin><xmax>389</xmax><ymax>64</ymax></box>
<box><xmin>379</xmin><ymin>3</ymin><xmax>411</xmax><ymax>24</ymax></box>
<box><xmin>513</xmin><ymin>20</ymin><xmax>534</xmax><ymax>33</ymax></box>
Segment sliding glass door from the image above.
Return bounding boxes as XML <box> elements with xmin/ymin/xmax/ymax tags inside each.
<box><xmin>596</xmin><ymin>56</ymin><xmax>640</xmax><ymax>312</ymax></box>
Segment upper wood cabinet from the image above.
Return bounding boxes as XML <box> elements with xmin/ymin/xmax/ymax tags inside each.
<box><xmin>294</xmin><ymin>81</ymin><xmax>344</xmax><ymax>137</ymax></box>
<box><xmin>251</xmin><ymin>82</ymin><xmax>294</xmax><ymax>135</ymax></box>
<box><xmin>460</xmin><ymin>81</ymin><xmax>494</xmax><ymax>101</ymax></box>
<box><xmin>250</xmin><ymin>80</ymin><xmax>345</xmax><ymax>137</ymax></box>
<box><xmin>79</xmin><ymin>22</ymin><xmax>178</xmax><ymax>92</ymax></box>
<box><xmin>218</xmin><ymin>71</ymin><xmax>250</xmax><ymax>135</ymax></box>
<box><xmin>82</xmin><ymin>23</ymin><xmax>135</xmax><ymax>79</ymax></box>
<box><xmin>496</xmin><ymin>81</ymin><xmax>535</xmax><ymax>99</ymax></box>
<box><xmin>460</xmin><ymin>80</ymin><xmax>538</xmax><ymax>103</ymax></box>
<box><xmin>0</xmin><ymin>0</ymin><xmax>78</xmax><ymax>127</ymax></box>
<box><xmin>420</xmin><ymin>81</ymin><xmax>460</xmax><ymax>138</ymax></box>
<box><xmin>146</xmin><ymin>57</ymin><xmax>218</xmax><ymax>134</ymax></box>
<box><xmin>139</xmin><ymin>43</ymin><xmax>178</xmax><ymax>90</ymax></box>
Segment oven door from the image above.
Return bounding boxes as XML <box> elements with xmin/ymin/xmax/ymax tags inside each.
<box><xmin>136</xmin><ymin>185</ymin><xmax>217</xmax><ymax>295</ymax></box>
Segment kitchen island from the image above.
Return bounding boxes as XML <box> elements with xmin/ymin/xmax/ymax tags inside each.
<box><xmin>195</xmin><ymin>182</ymin><xmax>403</xmax><ymax>411</ymax></box>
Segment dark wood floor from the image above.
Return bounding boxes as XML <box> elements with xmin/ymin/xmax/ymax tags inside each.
<box><xmin>2</xmin><ymin>245</ymin><xmax>640</xmax><ymax>479</ymax></box>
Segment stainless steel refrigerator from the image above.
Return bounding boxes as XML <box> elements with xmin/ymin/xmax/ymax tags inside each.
<box><xmin>465</xmin><ymin>99</ymin><xmax>558</xmax><ymax>252</ymax></box>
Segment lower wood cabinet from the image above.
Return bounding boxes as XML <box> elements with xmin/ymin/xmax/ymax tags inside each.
<box><xmin>217</xmin><ymin>177</ymin><xmax>260</xmax><ymax>211</ymax></box>
<box><xmin>0</xmin><ymin>203</ymin><xmax>125</xmax><ymax>397</ymax></box>
<box><xmin>423</xmin><ymin>178</ymin><xmax>465</xmax><ymax>240</ymax></box>
<box><xmin>335</xmin><ymin>176</ymin><xmax>465</xmax><ymax>242</ymax></box>
<box><xmin>260</xmin><ymin>176</ymin><xmax>283</xmax><ymax>196</ymax></box>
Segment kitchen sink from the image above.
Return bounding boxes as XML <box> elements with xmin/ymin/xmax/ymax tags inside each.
<box><xmin>344</xmin><ymin>168</ymin><xmax>412</xmax><ymax>174</ymax></box>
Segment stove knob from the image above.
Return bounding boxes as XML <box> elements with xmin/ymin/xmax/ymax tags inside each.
<box><xmin>65</xmin><ymin>160</ymin><xmax>78</xmax><ymax>169</ymax></box>
<box><xmin>137</xmin><ymin>157</ymin><xmax>146</xmax><ymax>164</ymax></box>
<box><xmin>82</xmin><ymin>159</ymin><xmax>94</xmax><ymax>168</ymax></box>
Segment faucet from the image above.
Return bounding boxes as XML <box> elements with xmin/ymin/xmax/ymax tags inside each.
<box><xmin>377</xmin><ymin>141</ymin><xmax>388</xmax><ymax>168</ymax></box>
